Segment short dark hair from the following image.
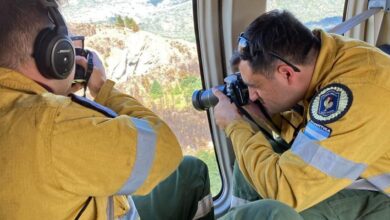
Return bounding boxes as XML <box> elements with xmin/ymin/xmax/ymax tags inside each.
<box><xmin>240</xmin><ymin>9</ymin><xmax>320</xmax><ymax>77</ymax></box>
<box><xmin>230</xmin><ymin>51</ymin><xmax>241</xmax><ymax>72</ymax></box>
<box><xmin>0</xmin><ymin>0</ymin><xmax>52</xmax><ymax>69</ymax></box>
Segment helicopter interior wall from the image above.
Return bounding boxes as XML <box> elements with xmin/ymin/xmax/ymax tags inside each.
<box><xmin>223</xmin><ymin>0</ymin><xmax>267</xmax><ymax>69</ymax></box>
<box><xmin>345</xmin><ymin>0</ymin><xmax>390</xmax><ymax>45</ymax></box>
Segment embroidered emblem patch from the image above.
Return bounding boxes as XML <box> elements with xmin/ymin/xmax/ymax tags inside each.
<box><xmin>309</xmin><ymin>83</ymin><xmax>353</xmax><ymax>124</ymax></box>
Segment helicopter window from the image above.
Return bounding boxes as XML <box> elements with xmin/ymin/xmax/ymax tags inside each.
<box><xmin>267</xmin><ymin>0</ymin><xmax>345</xmax><ymax>31</ymax></box>
<box><xmin>62</xmin><ymin>0</ymin><xmax>222</xmax><ymax>196</ymax></box>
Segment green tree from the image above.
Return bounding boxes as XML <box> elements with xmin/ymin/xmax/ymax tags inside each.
<box><xmin>172</xmin><ymin>85</ymin><xmax>182</xmax><ymax>96</ymax></box>
<box><xmin>124</xmin><ymin>16</ymin><xmax>140</xmax><ymax>32</ymax></box>
<box><xmin>168</xmin><ymin>85</ymin><xmax>183</xmax><ymax>108</ymax></box>
<box><xmin>115</xmin><ymin>15</ymin><xmax>125</xmax><ymax>28</ymax></box>
<box><xmin>124</xmin><ymin>17</ymin><xmax>133</xmax><ymax>29</ymax></box>
<box><xmin>180</xmin><ymin>76</ymin><xmax>201</xmax><ymax>104</ymax></box>
<box><xmin>150</xmin><ymin>80</ymin><xmax>163</xmax><ymax>100</ymax></box>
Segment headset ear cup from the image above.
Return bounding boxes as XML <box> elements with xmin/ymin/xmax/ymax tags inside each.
<box><xmin>34</xmin><ymin>28</ymin><xmax>75</xmax><ymax>79</ymax></box>
<box><xmin>34</xmin><ymin>28</ymin><xmax>53</xmax><ymax>78</ymax></box>
<box><xmin>51</xmin><ymin>36</ymin><xmax>75</xmax><ymax>79</ymax></box>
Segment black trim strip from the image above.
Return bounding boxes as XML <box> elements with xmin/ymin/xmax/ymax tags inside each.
<box><xmin>74</xmin><ymin>196</ymin><xmax>92</xmax><ymax>220</ymax></box>
<box><xmin>192</xmin><ymin>0</ymin><xmax>224</xmax><ymax>199</ymax></box>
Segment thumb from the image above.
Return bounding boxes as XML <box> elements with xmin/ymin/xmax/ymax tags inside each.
<box><xmin>75</xmin><ymin>56</ymin><xmax>88</xmax><ymax>70</ymax></box>
<box><xmin>212</xmin><ymin>87</ymin><xmax>227</xmax><ymax>100</ymax></box>
<box><xmin>68</xmin><ymin>83</ymin><xmax>83</xmax><ymax>94</ymax></box>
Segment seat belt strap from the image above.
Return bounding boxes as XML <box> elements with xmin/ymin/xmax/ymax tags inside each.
<box><xmin>329</xmin><ymin>8</ymin><xmax>382</xmax><ymax>34</ymax></box>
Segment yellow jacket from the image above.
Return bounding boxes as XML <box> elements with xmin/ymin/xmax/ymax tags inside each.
<box><xmin>226</xmin><ymin>29</ymin><xmax>390</xmax><ymax>212</ymax></box>
<box><xmin>0</xmin><ymin>68</ymin><xmax>183</xmax><ymax>219</ymax></box>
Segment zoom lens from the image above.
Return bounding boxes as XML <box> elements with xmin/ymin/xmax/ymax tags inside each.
<box><xmin>192</xmin><ymin>85</ymin><xmax>225</xmax><ymax>111</ymax></box>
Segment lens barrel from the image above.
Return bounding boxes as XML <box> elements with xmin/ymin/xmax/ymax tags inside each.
<box><xmin>192</xmin><ymin>85</ymin><xmax>225</xmax><ymax>111</ymax></box>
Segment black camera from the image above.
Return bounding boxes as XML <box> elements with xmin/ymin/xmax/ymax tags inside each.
<box><xmin>192</xmin><ymin>73</ymin><xmax>249</xmax><ymax>111</ymax></box>
<box><xmin>74</xmin><ymin>47</ymin><xmax>91</xmax><ymax>83</ymax></box>
<box><xmin>71</xmin><ymin>35</ymin><xmax>92</xmax><ymax>83</ymax></box>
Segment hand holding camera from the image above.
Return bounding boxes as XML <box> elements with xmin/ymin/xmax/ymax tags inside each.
<box><xmin>191</xmin><ymin>73</ymin><xmax>249</xmax><ymax>129</ymax></box>
<box><xmin>71</xmin><ymin>35</ymin><xmax>107</xmax><ymax>98</ymax></box>
<box><xmin>211</xmin><ymin>88</ymin><xmax>243</xmax><ymax>129</ymax></box>
<box><xmin>192</xmin><ymin>73</ymin><xmax>249</xmax><ymax>111</ymax></box>
<box><xmin>71</xmin><ymin>36</ymin><xmax>93</xmax><ymax>84</ymax></box>
<box><xmin>194</xmin><ymin>73</ymin><xmax>290</xmax><ymax>151</ymax></box>
<box><xmin>74</xmin><ymin>47</ymin><xmax>93</xmax><ymax>83</ymax></box>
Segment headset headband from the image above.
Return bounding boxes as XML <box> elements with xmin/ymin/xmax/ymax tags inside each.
<box><xmin>39</xmin><ymin>0</ymin><xmax>68</xmax><ymax>35</ymax></box>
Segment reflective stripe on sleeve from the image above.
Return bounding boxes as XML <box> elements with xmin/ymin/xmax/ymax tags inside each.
<box><xmin>367</xmin><ymin>173</ymin><xmax>390</xmax><ymax>192</ymax></box>
<box><xmin>193</xmin><ymin>194</ymin><xmax>213</xmax><ymax>220</ymax></box>
<box><xmin>118</xmin><ymin>196</ymin><xmax>141</xmax><ymax>220</ymax></box>
<box><xmin>303</xmin><ymin>121</ymin><xmax>330</xmax><ymax>141</ymax></box>
<box><xmin>116</xmin><ymin>118</ymin><xmax>157</xmax><ymax>194</ymax></box>
<box><xmin>107</xmin><ymin>196</ymin><xmax>114</xmax><ymax>220</ymax></box>
<box><xmin>291</xmin><ymin>131</ymin><xmax>366</xmax><ymax>180</ymax></box>
<box><xmin>347</xmin><ymin>178</ymin><xmax>379</xmax><ymax>191</ymax></box>
<box><xmin>347</xmin><ymin>174</ymin><xmax>390</xmax><ymax>196</ymax></box>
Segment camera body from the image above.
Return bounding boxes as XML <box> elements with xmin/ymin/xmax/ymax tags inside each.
<box><xmin>192</xmin><ymin>73</ymin><xmax>249</xmax><ymax>111</ymax></box>
<box><xmin>74</xmin><ymin>48</ymin><xmax>90</xmax><ymax>83</ymax></box>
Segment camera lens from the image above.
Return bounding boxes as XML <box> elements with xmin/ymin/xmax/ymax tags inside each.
<box><xmin>192</xmin><ymin>85</ymin><xmax>225</xmax><ymax>111</ymax></box>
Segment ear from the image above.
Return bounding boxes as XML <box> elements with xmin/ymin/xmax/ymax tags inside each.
<box><xmin>276</xmin><ymin>64</ymin><xmax>296</xmax><ymax>85</ymax></box>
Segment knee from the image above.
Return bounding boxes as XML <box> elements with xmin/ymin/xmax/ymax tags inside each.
<box><xmin>227</xmin><ymin>200</ymin><xmax>302</xmax><ymax>220</ymax></box>
<box><xmin>180</xmin><ymin>156</ymin><xmax>208</xmax><ymax>172</ymax></box>
<box><xmin>255</xmin><ymin>200</ymin><xmax>302</xmax><ymax>220</ymax></box>
<box><xmin>261</xmin><ymin>199</ymin><xmax>294</xmax><ymax>211</ymax></box>
<box><xmin>178</xmin><ymin>156</ymin><xmax>209</xmax><ymax>182</ymax></box>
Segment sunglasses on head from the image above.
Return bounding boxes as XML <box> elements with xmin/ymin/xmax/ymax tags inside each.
<box><xmin>237</xmin><ymin>33</ymin><xmax>301</xmax><ymax>72</ymax></box>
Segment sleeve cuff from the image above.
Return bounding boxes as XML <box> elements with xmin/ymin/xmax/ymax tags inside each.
<box><xmin>94</xmin><ymin>80</ymin><xmax>115</xmax><ymax>105</ymax></box>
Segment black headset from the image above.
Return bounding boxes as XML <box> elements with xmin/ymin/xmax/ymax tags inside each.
<box><xmin>34</xmin><ymin>0</ymin><xmax>75</xmax><ymax>79</ymax></box>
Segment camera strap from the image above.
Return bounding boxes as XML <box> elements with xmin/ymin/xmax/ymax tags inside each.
<box><xmin>236</xmin><ymin>105</ymin><xmax>290</xmax><ymax>152</ymax></box>
<box><xmin>254</xmin><ymin>100</ymin><xmax>281</xmax><ymax>134</ymax></box>
<box><xmin>253</xmin><ymin>100</ymin><xmax>303</xmax><ymax>147</ymax></box>
<box><xmin>74</xmin><ymin>196</ymin><xmax>92</xmax><ymax>220</ymax></box>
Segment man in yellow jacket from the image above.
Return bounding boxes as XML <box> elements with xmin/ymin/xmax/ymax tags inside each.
<box><xmin>214</xmin><ymin>9</ymin><xmax>390</xmax><ymax>219</ymax></box>
<box><xmin>0</xmin><ymin>0</ymin><xmax>213</xmax><ymax>219</ymax></box>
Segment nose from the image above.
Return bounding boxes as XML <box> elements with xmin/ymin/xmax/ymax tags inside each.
<box><xmin>248</xmin><ymin>87</ymin><xmax>258</xmax><ymax>102</ymax></box>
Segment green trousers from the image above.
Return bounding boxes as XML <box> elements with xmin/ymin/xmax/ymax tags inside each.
<box><xmin>132</xmin><ymin>155</ymin><xmax>390</xmax><ymax>220</ymax></box>
<box><xmin>132</xmin><ymin>156</ymin><xmax>214</xmax><ymax>220</ymax></box>
<box><xmin>229</xmin><ymin>161</ymin><xmax>390</xmax><ymax>220</ymax></box>
<box><xmin>131</xmin><ymin>155</ymin><xmax>300</xmax><ymax>220</ymax></box>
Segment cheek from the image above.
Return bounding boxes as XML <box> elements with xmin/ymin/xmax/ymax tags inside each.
<box><xmin>64</xmin><ymin>71</ymin><xmax>75</xmax><ymax>88</ymax></box>
<box><xmin>67</xmin><ymin>70</ymin><xmax>75</xmax><ymax>81</ymax></box>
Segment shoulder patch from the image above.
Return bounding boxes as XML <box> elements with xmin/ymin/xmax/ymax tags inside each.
<box><xmin>309</xmin><ymin>83</ymin><xmax>353</xmax><ymax>124</ymax></box>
